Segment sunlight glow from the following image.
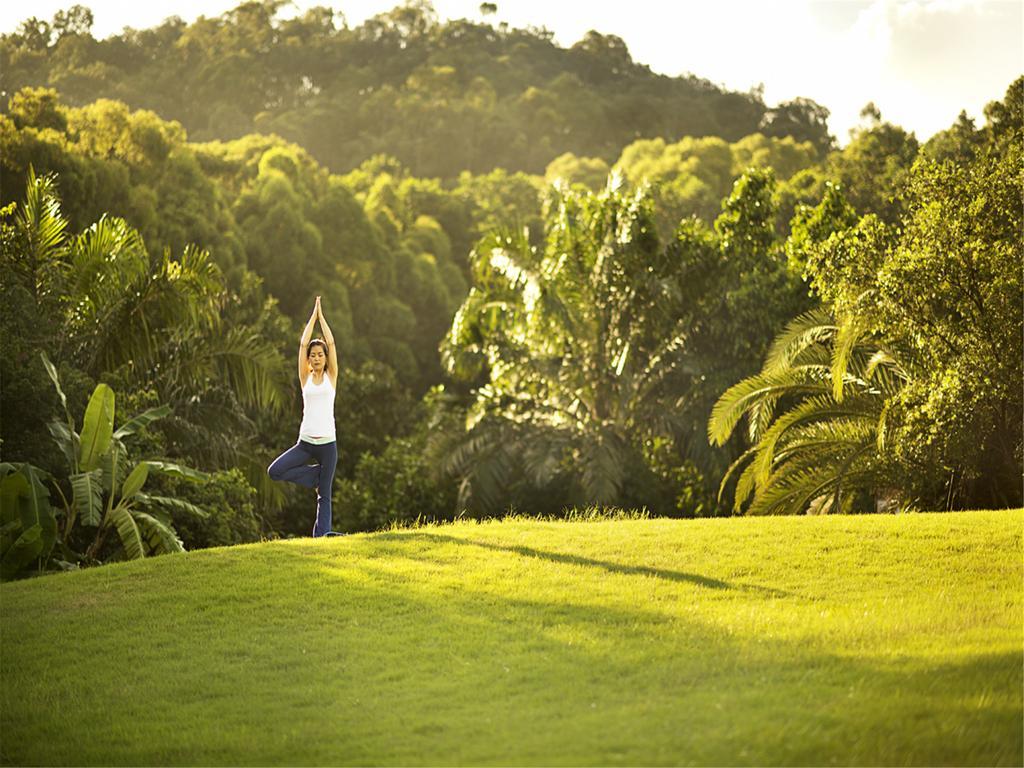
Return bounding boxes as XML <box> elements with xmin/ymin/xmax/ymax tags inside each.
<box><xmin>1</xmin><ymin>0</ymin><xmax>1019</xmax><ymax>143</ymax></box>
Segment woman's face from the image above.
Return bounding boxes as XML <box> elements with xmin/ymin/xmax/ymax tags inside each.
<box><xmin>309</xmin><ymin>345</ymin><xmax>326</xmax><ymax>372</ymax></box>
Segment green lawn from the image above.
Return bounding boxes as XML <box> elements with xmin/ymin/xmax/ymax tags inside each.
<box><xmin>2</xmin><ymin>509</ymin><xmax>1021</xmax><ymax>766</ymax></box>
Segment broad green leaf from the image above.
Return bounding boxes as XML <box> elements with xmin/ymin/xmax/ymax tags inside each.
<box><xmin>1</xmin><ymin>524</ymin><xmax>43</xmax><ymax>581</ymax></box>
<box><xmin>46</xmin><ymin>420</ymin><xmax>79</xmax><ymax>471</ymax></box>
<box><xmin>101</xmin><ymin>440</ymin><xmax>127</xmax><ymax>497</ymax></box>
<box><xmin>18</xmin><ymin>465</ymin><xmax>57</xmax><ymax>563</ymax></box>
<box><xmin>79</xmin><ymin>384</ymin><xmax>115</xmax><ymax>472</ymax></box>
<box><xmin>0</xmin><ymin>460</ymin><xmax>55</xmax><ymax>577</ymax></box>
<box><xmin>113</xmin><ymin>405</ymin><xmax>172</xmax><ymax>440</ymax></box>
<box><xmin>70</xmin><ymin>470</ymin><xmax>104</xmax><ymax>527</ymax></box>
<box><xmin>120</xmin><ymin>463</ymin><xmax>150</xmax><ymax>503</ymax></box>
<box><xmin>143</xmin><ymin>461</ymin><xmax>209</xmax><ymax>482</ymax></box>
<box><xmin>40</xmin><ymin>352</ymin><xmax>70</xmax><ymax>425</ymax></box>
<box><xmin>0</xmin><ymin>463</ymin><xmax>53</xmax><ymax>485</ymax></box>
<box><xmin>108</xmin><ymin>507</ymin><xmax>144</xmax><ymax>560</ymax></box>
<box><xmin>133</xmin><ymin>511</ymin><xmax>184</xmax><ymax>555</ymax></box>
<box><xmin>0</xmin><ymin>519</ymin><xmax>20</xmax><ymax>568</ymax></box>
<box><xmin>0</xmin><ymin>472</ymin><xmax>30</xmax><ymax>528</ymax></box>
<box><xmin>134</xmin><ymin>493</ymin><xmax>209</xmax><ymax>519</ymax></box>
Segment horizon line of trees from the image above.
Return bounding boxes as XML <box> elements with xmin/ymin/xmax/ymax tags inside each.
<box><xmin>1</xmin><ymin>1</ymin><xmax>836</xmax><ymax>178</ymax></box>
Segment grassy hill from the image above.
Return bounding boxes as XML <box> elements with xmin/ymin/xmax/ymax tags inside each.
<box><xmin>2</xmin><ymin>509</ymin><xmax>1021</xmax><ymax>766</ymax></box>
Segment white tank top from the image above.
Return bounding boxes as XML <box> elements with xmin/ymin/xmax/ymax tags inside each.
<box><xmin>298</xmin><ymin>375</ymin><xmax>336</xmax><ymax>443</ymax></box>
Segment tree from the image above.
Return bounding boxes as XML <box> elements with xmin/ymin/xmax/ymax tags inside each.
<box><xmin>826</xmin><ymin>109</ymin><xmax>919</xmax><ymax>223</ymax></box>
<box><xmin>1</xmin><ymin>167</ymin><xmax>290</xmax><ymax>515</ymax></box>
<box><xmin>791</xmin><ymin>89</ymin><xmax>1022</xmax><ymax>509</ymax></box>
<box><xmin>438</xmin><ymin>168</ymin><xmax>808</xmax><ymax>516</ymax></box>
<box><xmin>435</xmin><ymin>164</ymin><xmax>814</xmax><ymax>517</ymax></box>
<box><xmin>869</xmin><ymin>146</ymin><xmax>1022</xmax><ymax>507</ymax></box>
<box><xmin>1</xmin><ymin>2</ymin><xmax>786</xmax><ymax>178</ymax></box>
<box><xmin>981</xmin><ymin>75</ymin><xmax>1023</xmax><ymax>150</ymax></box>
<box><xmin>760</xmin><ymin>97</ymin><xmax>834</xmax><ymax>158</ymax></box>
<box><xmin>544</xmin><ymin>152</ymin><xmax>610</xmax><ymax>191</ymax></box>
<box><xmin>52</xmin><ymin>5</ymin><xmax>94</xmax><ymax>39</ymax></box>
<box><xmin>8</xmin><ymin>86</ymin><xmax>67</xmax><ymax>132</ymax></box>
<box><xmin>709</xmin><ymin>307</ymin><xmax>913</xmax><ymax>515</ymax></box>
<box><xmin>438</xmin><ymin>180</ymin><xmax>697</xmax><ymax>514</ymax></box>
<box><xmin>11</xmin><ymin>18</ymin><xmax>52</xmax><ymax>51</ymax></box>
<box><xmin>613</xmin><ymin>133</ymin><xmax>819</xmax><ymax>239</ymax></box>
<box><xmin>922</xmin><ymin>110</ymin><xmax>983</xmax><ymax>164</ymax></box>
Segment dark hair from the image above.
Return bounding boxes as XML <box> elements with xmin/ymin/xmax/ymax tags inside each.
<box><xmin>307</xmin><ymin>339</ymin><xmax>329</xmax><ymax>370</ymax></box>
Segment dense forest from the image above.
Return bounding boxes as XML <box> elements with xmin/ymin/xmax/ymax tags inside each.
<box><xmin>0</xmin><ymin>1</ymin><xmax>1020</xmax><ymax>579</ymax></box>
<box><xmin>0</xmin><ymin>1</ymin><xmax>835</xmax><ymax>176</ymax></box>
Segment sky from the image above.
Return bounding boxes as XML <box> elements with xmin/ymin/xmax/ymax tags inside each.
<box><xmin>3</xmin><ymin>0</ymin><xmax>1021</xmax><ymax>145</ymax></box>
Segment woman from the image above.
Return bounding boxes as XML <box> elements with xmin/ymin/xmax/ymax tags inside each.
<box><xmin>268</xmin><ymin>296</ymin><xmax>341</xmax><ymax>537</ymax></box>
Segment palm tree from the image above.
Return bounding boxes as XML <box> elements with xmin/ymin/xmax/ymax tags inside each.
<box><xmin>436</xmin><ymin>179</ymin><xmax>698</xmax><ymax>514</ymax></box>
<box><xmin>707</xmin><ymin>305</ymin><xmax>914</xmax><ymax>515</ymax></box>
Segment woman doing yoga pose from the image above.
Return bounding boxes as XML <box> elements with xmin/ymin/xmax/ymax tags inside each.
<box><xmin>267</xmin><ymin>296</ymin><xmax>340</xmax><ymax>537</ymax></box>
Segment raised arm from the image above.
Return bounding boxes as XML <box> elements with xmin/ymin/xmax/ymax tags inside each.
<box><xmin>298</xmin><ymin>301</ymin><xmax>318</xmax><ymax>386</ymax></box>
<box><xmin>316</xmin><ymin>297</ymin><xmax>339</xmax><ymax>386</ymax></box>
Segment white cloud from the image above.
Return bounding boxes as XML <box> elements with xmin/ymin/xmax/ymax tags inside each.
<box><xmin>831</xmin><ymin>0</ymin><xmax>1022</xmax><ymax>140</ymax></box>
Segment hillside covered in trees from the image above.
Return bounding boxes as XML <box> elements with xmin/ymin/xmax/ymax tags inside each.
<box><xmin>0</xmin><ymin>0</ymin><xmax>835</xmax><ymax>177</ymax></box>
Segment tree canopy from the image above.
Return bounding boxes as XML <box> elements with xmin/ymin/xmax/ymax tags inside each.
<box><xmin>1</xmin><ymin>1</ymin><xmax>834</xmax><ymax>178</ymax></box>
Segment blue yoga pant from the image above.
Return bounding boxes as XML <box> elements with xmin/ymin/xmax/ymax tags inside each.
<box><xmin>267</xmin><ymin>440</ymin><xmax>338</xmax><ymax>537</ymax></box>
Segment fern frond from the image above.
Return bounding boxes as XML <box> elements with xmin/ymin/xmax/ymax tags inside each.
<box><xmin>16</xmin><ymin>166</ymin><xmax>69</xmax><ymax>270</ymax></box>
<box><xmin>578</xmin><ymin>433</ymin><xmax>626</xmax><ymax>505</ymax></box>
<box><xmin>732</xmin><ymin>454</ymin><xmax>760</xmax><ymax>513</ymax></box>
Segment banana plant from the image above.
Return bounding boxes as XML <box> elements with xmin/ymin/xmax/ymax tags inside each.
<box><xmin>40</xmin><ymin>352</ymin><xmax>210</xmax><ymax>565</ymax></box>
<box><xmin>0</xmin><ymin>462</ymin><xmax>58</xmax><ymax>580</ymax></box>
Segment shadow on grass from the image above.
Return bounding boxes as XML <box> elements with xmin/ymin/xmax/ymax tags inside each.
<box><xmin>373</xmin><ymin>530</ymin><xmax>798</xmax><ymax>598</ymax></box>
